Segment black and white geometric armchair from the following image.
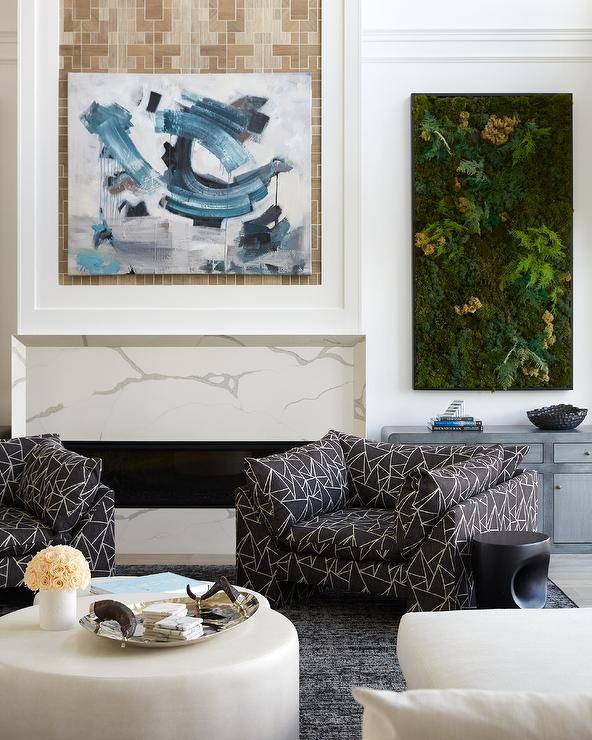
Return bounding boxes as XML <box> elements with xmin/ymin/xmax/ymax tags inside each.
<box><xmin>236</xmin><ymin>431</ymin><xmax>538</xmax><ymax>612</ymax></box>
<box><xmin>0</xmin><ymin>435</ymin><xmax>115</xmax><ymax>588</ymax></box>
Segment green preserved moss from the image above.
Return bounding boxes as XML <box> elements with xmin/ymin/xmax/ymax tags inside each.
<box><xmin>412</xmin><ymin>94</ymin><xmax>573</xmax><ymax>390</ymax></box>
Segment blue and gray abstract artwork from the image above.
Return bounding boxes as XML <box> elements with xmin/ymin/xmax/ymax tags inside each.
<box><xmin>67</xmin><ymin>73</ymin><xmax>312</xmax><ymax>276</ymax></box>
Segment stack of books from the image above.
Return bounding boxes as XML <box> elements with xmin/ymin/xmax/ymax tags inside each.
<box><xmin>141</xmin><ymin>601</ymin><xmax>204</xmax><ymax>642</ymax></box>
<box><xmin>428</xmin><ymin>400</ymin><xmax>483</xmax><ymax>432</ymax></box>
<box><xmin>150</xmin><ymin>615</ymin><xmax>204</xmax><ymax>642</ymax></box>
<box><xmin>429</xmin><ymin>417</ymin><xmax>483</xmax><ymax>432</ymax></box>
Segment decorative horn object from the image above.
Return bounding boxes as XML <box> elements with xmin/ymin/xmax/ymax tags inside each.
<box><xmin>91</xmin><ymin>599</ymin><xmax>138</xmax><ymax>642</ymax></box>
<box><xmin>187</xmin><ymin>577</ymin><xmax>247</xmax><ymax>615</ymax></box>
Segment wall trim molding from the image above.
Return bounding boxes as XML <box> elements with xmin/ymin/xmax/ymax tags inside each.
<box><xmin>362</xmin><ymin>27</ymin><xmax>592</xmax><ymax>64</ymax></box>
<box><xmin>0</xmin><ymin>31</ymin><xmax>17</xmax><ymax>65</ymax></box>
<box><xmin>364</xmin><ymin>56</ymin><xmax>592</xmax><ymax>64</ymax></box>
<box><xmin>362</xmin><ymin>28</ymin><xmax>592</xmax><ymax>43</ymax></box>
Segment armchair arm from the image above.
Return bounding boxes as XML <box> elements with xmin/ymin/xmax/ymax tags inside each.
<box><xmin>236</xmin><ymin>484</ymin><xmax>281</xmax><ymax>595</ymax></box>
<box><xmin>69</xmin><ymin>484</ymin><xmax>115</xmax><ymax>577</ymax></box>
<box><xmin>405</xmin><ymin>469</ymin><xmax>538</xmax><ymax>612</ymax></box>
<box><xmin>235</xmin><ymin>484</ymin><xmax>318</xmax><ymax>605</ymax></box>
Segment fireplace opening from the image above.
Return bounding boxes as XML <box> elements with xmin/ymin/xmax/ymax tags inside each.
<box><xmin>64</xmin><ymin>441</ymin><xmax>303</xmax><ymax>508</ymax></box>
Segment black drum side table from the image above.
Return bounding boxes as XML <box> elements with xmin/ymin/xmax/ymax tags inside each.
<box><xmin>471</xmin><ymin>531</ymin><xmax>551</xmax><ymax>609</ymax></box>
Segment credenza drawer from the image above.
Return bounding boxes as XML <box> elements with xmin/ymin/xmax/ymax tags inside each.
<box><xmin>522</xmin><ymin>445</ymin><xmax>543</xmax><ymax>464</ymax></box>
<box><xmin>554</xmin><ymin>444</ymin><xmax>592</xmax><ymax>463</ymax></box>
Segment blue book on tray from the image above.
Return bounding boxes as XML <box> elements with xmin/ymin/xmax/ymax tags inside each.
<box><xmin>90</xmin><ymin>572</ymin><xmax>210</xmax><ymax>596</ymax></box>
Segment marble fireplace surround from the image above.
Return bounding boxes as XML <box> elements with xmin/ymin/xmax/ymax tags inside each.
<box><xmin>12</xmin><ymin>335</ymin><xmax>365</xmax><ymax>563</ymax></box>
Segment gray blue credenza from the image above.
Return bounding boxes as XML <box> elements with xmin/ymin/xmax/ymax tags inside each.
<box><xmin>381</xmin><ymin>425</ymin><xmax>592</xmax><ymax>554</ymax></box>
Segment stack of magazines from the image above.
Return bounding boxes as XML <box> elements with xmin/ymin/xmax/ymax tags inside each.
<box><xmin>90</xmin><ymin>572</ymin><xmax>209</xmax><ymax>595</ymax></box>
<box><xmin>428</xmin><ymin>400</ymin><xmax>483</xmax><ymax>432</ymax></box>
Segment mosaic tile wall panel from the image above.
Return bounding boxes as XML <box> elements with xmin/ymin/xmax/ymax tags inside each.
<box><xmin>59</xmin><ymin>0</ymin><xmax>322</xmax><ymax>286</ymax></box>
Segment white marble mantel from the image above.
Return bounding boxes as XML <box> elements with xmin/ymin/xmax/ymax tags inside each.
<box><xmin>12</xmin><ymin>335</ymin><xmax>365</xmax><ymax>441</ymax></box>
<box><xmin>11</xmin><ymin>335</ymin><xmax>365</xmax><ymax>561</ymax></box>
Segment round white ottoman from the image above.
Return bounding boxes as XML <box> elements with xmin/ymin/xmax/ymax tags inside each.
<box><xmin>0</xmin><ymin>592</ymin><xmax>299</xmax><ymax>740</ymax></box>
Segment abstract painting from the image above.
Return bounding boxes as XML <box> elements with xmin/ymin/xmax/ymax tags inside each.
<box><xmin>67</xmin><ymin>73</ymin><xmax>311</xmax><ymax>276</ymax></box>
<box><xmin>412</xmin><ymin>94</ymin><xmax>573</xmax><ymax>390</ymax></box>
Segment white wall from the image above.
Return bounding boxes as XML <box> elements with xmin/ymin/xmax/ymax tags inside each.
<box><xmin>0</xmin><ymin>1</ymin><xmax>17</xmax><ymax>425</ymax></box>
<box><xmin>361</xmin><ymin>0</ymin><xmax>592</xmax><ymax>438</ymax></box>
<box><xmin>7</xmin><ymin>0</ymin><xmax>592</xmax><ymax>440</ymax></box>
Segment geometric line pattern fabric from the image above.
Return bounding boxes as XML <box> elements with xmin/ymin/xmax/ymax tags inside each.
<box><xmin>331</xmin><ymin>431</ymin><xmax>522</xmax><ymax>509</ymax></box>
<box><xmin>236</xmin><ymin>484</ymin><xmax>315</xmax><ymax>605</ymax></box>
<box><xmin>235</xmin><ymin>483</ymin><xmax>406</xmax><ymax>603</ymax></box>
<box><xmin>244</xmin><ymin>435</ymin><xmax>348</xmax><ymax>537</ymax></box>
<box><xmin>69</xmin><ymin>484</ymin><xmax>116</xmax><ymax>580</ymax></box>
<box><xmin>496</xmin><ymin>444</ymin><xmax>530</xmax><ymax>484</ymax></box>
<box><xmin>0</xmin><ymin>434</ymin><xmax>60</xmax><ymax>508</ymax></box>
<box><xmin>236</xmin><ymin>436</ymin><xmax>539</xmax><ymax>611</ymax></box>
<box><xmin>279</xmin><ymin>549</ymin><xmax>408</xmax><ymax>599</ymax></box>
<box><xmin>19</xmin><ymin>441</ymin><xmax>103</xmax><ymax>534</ymax></box>
<box><xmin>281</xmin><ymin>508</ymin><xmax>402</xmax><ymax>564</ymax></box>
<box><xmin>0</xmin><ymin>506</ymin><xmax>57</xmax><ymax>557</ymax></box>
<box><xmin>394</xmin><ymin>448</ymin><xmax>505</xmax><ymax>559</ymax></box>
<box><xmin>0</xmin><ymin>555</ymin><xmax>35</xmax><ymax>590</ymax></box>
<box><xmin>405</xmin><ymin>469</ymin><xmax>538</xmax><ymax>611</ymax></box>
<box><xmin>0</xmin><ymin>484</ymin><xmax>116</xmax><ymax>588</ymax></box>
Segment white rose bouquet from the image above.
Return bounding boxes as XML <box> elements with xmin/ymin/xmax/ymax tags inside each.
<box><xmin>24</xmin><ymin>545</ymin><xmax>91</xmax><ymax>592</ymax></box>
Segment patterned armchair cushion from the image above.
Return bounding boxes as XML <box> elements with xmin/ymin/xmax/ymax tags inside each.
<box><xmin>19</xmin><ymin>441</ymin><xmax>102</xmax><ymax>534</ymax></box>
<box><xmin>394</xmin><ymin>446</ymin><xmax>505</xmax><ymax>558</ymax></box>
<box><xmin>245</xmin><ymin>435</ymin><xmax>348</xmax><ymax>536</ymax></box>
<box><xmin>497</xmin><ymin>445</ymin><xmax>530</xmax><ymax>484</ymax></box>
<box><xmin>332</xmin><ymin>431</ymin><xmax>507</xmax><ymax>509</ymax></box>
<box><xmin>280</xmin><ymin>507</ymin><xmax>403</xmax><ymax>563</ymax></box>
<box><xmin>0</xmin><ymin>435</ymin><xmax>61</xmax><ymax>508</ymax></box>
<box><xmin>0</xmin><ymin>485</ymin><xmax>116</xmax><ymax>589</ymax></box>
<box><xmin>0</xmin><ymin>505</ymin><xmax>56</xmax><ymax>557</ymax></box>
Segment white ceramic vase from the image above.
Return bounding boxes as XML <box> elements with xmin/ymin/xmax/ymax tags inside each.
<box><xmin>38</xmin><ymin>588</ymin><xmax>78</xmax><ymax>631</ymax></box>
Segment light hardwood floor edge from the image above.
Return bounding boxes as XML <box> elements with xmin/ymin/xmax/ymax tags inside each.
<box><xmin>549</xmin><ymin>554</ymin><xmax>592</xmax><ymax>607</ymax></box>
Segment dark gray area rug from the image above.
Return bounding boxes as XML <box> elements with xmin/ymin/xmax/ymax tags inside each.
<box><xmin>0</xmin><ymin>565</ymin><xmax>577</xmax><ymax>740</ymax></box>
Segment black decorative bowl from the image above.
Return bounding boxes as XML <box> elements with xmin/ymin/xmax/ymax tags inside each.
<box><xmin>527</xmin><ymin>404</ymin><xmax>588</xmax><ymax>431</ymax></box>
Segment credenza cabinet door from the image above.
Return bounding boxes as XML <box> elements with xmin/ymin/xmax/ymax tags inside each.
<box><xmin>554</xmin><ymin>474</ymin><xmax>592</xmax><ymax>543</ymax></box>
<box><xmin>522</xmin><ymin>444</ymin><xmax>544</xmax><ymax>464</ymax></box>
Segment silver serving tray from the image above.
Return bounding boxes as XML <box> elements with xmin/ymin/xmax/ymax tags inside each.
<box><xmin>79</xmin><ymin>591</ymin><xmax>259</xmax><ymax>648</ymax></box>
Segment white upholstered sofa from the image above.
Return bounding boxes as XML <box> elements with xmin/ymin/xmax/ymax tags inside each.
<box><xmin>355</xmin><ymin>608</ymin><xmax>592</xmax><ymax>739</ymax></box>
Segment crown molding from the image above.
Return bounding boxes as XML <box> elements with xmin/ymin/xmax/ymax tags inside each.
<box><xmin>362</xmin><ymin>27</ymin><xmax>592</xmax><ymax>64</ymax></box>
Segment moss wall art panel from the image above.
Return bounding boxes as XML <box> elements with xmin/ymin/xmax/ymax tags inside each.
<box><xmin>412</xmin><ymin>94</ymin><xmax>573</xmax><ymax>390</ymax></box>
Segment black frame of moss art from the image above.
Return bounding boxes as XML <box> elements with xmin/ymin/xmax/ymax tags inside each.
<box><xmin>411</xmin><ymin>93</ymin><xmax>573</xmax><ymax>391</ymax></box>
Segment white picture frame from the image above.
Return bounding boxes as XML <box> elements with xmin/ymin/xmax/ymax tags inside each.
<box><xmin>18</xmin><ymin>0</ymin><xmax>361</xmax><ymax>336</ymax></box>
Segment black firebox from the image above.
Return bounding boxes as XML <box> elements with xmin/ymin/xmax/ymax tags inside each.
<box><xmin>63</xmin><ymin>441</ymin><xmax>302</xmax><ymax>508</ymax></box>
